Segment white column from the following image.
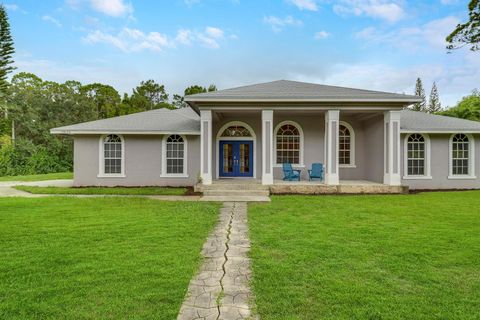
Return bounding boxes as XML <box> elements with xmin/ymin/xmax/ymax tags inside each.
<box><xmin>384</xmin><ymin>110</ymin><xmax>401</xmax><ymax>186</ymax></box>
<box><xmin>200</xmin><ymin>110</ymin><xmax>212</xmax><ymax>185</ymax></box>
<box><xmin>262</xmin><ymin>110</ymin><xmax>274</xmax><ymax>185</ymax></box>
<box><xmin>324</xmin><ymin>110</ymin><xmax>340</xmax><ymax>185</ymax></box>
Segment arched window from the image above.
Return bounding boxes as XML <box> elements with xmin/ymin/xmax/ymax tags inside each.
<box><xmin>163</xmin><ymin>134</ymin><xmax>187</xmax><ymax>176</ymax></box>
<box><xmin>406</xmin><ymin>134</ymin><xmax>425</xmax><ymax>176</ymax></box>
<box><xmin>221</xmin><ymin>125</ymin><xmax>252</xmax><ymax>137</ymax></box>
<box><xmin>450</xmin><ymin>134</ymin><xmax>474</xmax><ymax>177</ymax></box>
<box><xmin>102</xmin><ymin>134</ymin><xmax>124</xmax><ymax>176</ymax></box>
<box><xmin>275</xmin><ymin>122</ymin><xmax>302</xmax><ymax>165</ymax></box>
<box><xmin>339</xmin><ymin>122</ymin><xmax>355</xmax><ymax>166</ymax></box>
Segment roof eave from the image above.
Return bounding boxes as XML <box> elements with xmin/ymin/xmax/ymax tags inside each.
<box><xmin>50</xmin><ymin>129</ymin><xmax>201</xmax><ymax>135</ymax></box>
<box><xmin>184</xmin><ymin>97</ymin><xmax>422</xmax><ymax>103</ymax></box>
<box><xmin>401</xmin><ymin>129</ymin><xmax>480</xmax><ymax>134</ymax></box>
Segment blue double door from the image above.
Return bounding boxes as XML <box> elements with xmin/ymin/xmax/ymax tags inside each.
<box><xmin>219</xmin><ymin>140</ymin><xmax>254</xmax><ymax>177</ymax></box>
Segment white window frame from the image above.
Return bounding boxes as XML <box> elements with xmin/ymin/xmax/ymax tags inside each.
<box><xmin>98</xmin><ymin>134</ymin><xmax>126</xmax><ymax>178</ymax></box>
<box><xmin>403</xmin><ymin>133</ymin><xmax>432</xmax><ymax>180</ymax></box>
<box><xmin>448</xmin><ymin>133</ymin><xmax>476</xmax><ymax>180</ymax></box>
<box><xmin>273</xmin><ymin>120</ymin><xmax>305</xmax><ymax>167</ymax></box>
<box><xmin>161</xmin><ymin>134</ymin><xmax>188</xmax><ymax>178</ymax></box>
<box><xmin>339</xmin><ymin>121</ymin><xmax>356</xmax><ymax>168</ymax></box>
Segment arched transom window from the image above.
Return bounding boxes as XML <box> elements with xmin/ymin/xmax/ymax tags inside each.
<box><xmin>407</xmin><ymin>134</ymin><xmax>426</xmax><ymax>176</ymax></box>
<box><xmin>276</xmin><ymin>123</ymin><xmax>301</xmax><ymax>165</ymax></box>
<box><xmin>103</xmin><ymin>134</ymin><xmax>123</xmax><ymax>175</ymax></box>
<box><xmin>451</xmin><ymin>134</ymin><xmax>471</xmax><ymax>176</ymax></box>
<box><xmin>339</xmin><ymin>123</ymin><xmax>354</xmax><ymax>166</ymax></box>
<box><xmin>221</xmin><ymin>125</ymin><xmax>252</xmax><ymax>137</ymax></box>
<box><xmin>165</xmin><ymin>135</ymin><xmax>185</xmax><ymax>175</ymax></box>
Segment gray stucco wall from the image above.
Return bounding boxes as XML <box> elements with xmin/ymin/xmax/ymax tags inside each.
<box><xmin>73</xmin><ymin>134</ymin><xmax>200</xmax><ymax>187</ymax></box>
<box><xmin>363</xmin><ymin>115</ymin><xmax>385</xmax><ymax>183</ymax></box>
<box><xmin>401</xmin><ymin>133</ymin><xmax>480</xmax><ymax>189</ymax></box>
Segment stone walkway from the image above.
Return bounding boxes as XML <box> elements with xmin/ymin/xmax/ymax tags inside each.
<box><xmin>178</xmin><ymin>202</ymin><xmax>255</xmax><ymax>320</ymax></box>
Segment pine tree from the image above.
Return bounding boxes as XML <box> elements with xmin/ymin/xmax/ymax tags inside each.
<box><xmin>412</xmin><ymin>78</ymin><xmax>426</xmax><ymax>112</ymax></box>
<box><xmin>428</xmin><ymin>82</ymin><xmax>442</xmax><ymax>114</ymax></box>
<box><xmin>0</xmin><ymin>5</ymin><xmax>14</xmax><ymax>97</ymax></box>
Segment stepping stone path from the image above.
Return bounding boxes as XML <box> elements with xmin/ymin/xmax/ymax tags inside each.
<box><xmin>177</xmin><ymin>202</ymin><xmax>255</xmax><ymax>320</ymax></box>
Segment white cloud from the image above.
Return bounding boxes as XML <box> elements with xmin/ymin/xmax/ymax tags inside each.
<box><xmin>287</xmin><ymin>0</ymin><xmax>318</xmax><ymax>11</ymax></box>
<box><xmin>83</xmin><ymin>28</ymin><xmax>170</xmax><ymax>52</ymax></box>
<box><xmin>205</xmin><ymin>27</ymin><xmax>224</xmax><ymax>39</ymax></box>
<box><xmin>83</xmin><ymin>26</ymin><xmax>228</xmax><ymax>52</ymax></box>
<box><xmin>42</xmin><ymin>15</ymin><xmax>62</xmax><ymax>28</ymax></box>
<box><xmin>314</xmin><ymin>30</ymin><xmax>331</xmax><ymax>39</ymax></box>
<box><xmin>355</xmin><ymin>16</ymin><xmax>460</xmax><ymax>51</ymax></box>
<box><xmin>89</xmin><ymin>0</ymin><xmax>133</xmax><ymax>17</ymax></box>
<box><xmin>333</xmin><ymin>0</ymin><xmax>405</xmax><ymax>22</ymax></box>
<box><xmin>4</xmin><ymin>4</ymin><xmax>18</xmax><ymax>11</ymax></box>
<box><xmin>263</xmin><ymin>15</ymin><xmax>303</xmax><ymax>32</ymax></box>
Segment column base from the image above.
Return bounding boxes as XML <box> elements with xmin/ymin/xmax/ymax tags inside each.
<box><xmin>201</xmin><ymin>174</ymin><xmax>212</xmax><ymax>185</ymax></box>
<box><xmin>325</xmin><ymin>173</ymin><xmax>339</xmax><ymax>186</ymax></box>
<box><xmin>383</xmin><ymin>174</ymin><xmax>401</xmax><ymax>186</ymax></box>
<box><xmin>262</xmin><ymin>174</ymin><xmax>273</xmax><ymax>185</ymax></box>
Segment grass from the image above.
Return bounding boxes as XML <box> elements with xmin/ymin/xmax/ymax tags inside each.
<box><xmin>0</xmin><ymin>172</ymin><xmax>73</xmax><ymax>182</ymax></box>
<box><xmin>14</xmin><ymin>185</ymin><xmax>188</xmax><ymax>196</ymax></box>
<box><xmin>249</xmin><ymin>192</ymin><xmax>480</xmax><ymax>320</ymax></box>
<box><xmin>0</xmin><ymin>197</ymin><xmax>220</xmax><ymax>319</ymax></box>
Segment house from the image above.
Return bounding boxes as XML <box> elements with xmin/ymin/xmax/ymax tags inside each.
<box><xmin>51</xmin><ymin>80</ymin><xmax>480</xmax><ymax>191</ymax></box>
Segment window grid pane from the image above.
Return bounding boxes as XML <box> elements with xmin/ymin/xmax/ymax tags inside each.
<box><xmin>339</xmin><ymin>125</ymin><xmax>351</xmax><ymax>165</ymax></box>
<box><xmin>407</xmin><ymin>134</ymin><xmax>426</xmax><ymax>176</ymax></box>
<box><xmin>452</xmin><ymin>134</ymin><xmax>470</xmax><ymax>175</ymax></box>
<box><xmin>104</xmin><ymin>135</ymin><xmax>122</xmax><ymax>174</ymax></box>
<box><xmin>276</xmin><ymin>124</ymin><xmax>300</xmax><ymax>164</ymax></box>
<box><xmin>166</xmin><ymin>135</ymin><xmax>185</xmax><ymax>174</ymax></box>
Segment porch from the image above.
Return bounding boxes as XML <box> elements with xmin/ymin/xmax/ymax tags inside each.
<box><xmin>195</xmin><ymin>179</ymin><xmax>408</xmax><ymax>200</ymax></box>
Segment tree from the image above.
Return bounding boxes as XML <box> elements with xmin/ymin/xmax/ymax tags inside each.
<box><xmin>411</xmin><ymin>78</ymin><xmax>427</xmax><ymax>112</ymax></box>
<box><xmin>173</xmin><ymin>84</ymin><xmax>217</xmax><ymax>108</ymax></box>
<box><xmin>446</xmin><ymin>0</ymin><xmax>480</xmax><ymax>51</ymax></box>
<box><xmin>0</xmin><ymin>4</ymin><xmax>14</xmax><ymax>96</ymax></box>
<box><xmin>80</xmin><ymin>83</ymin><xmax>121</xmax><ymax>118</ymax></box>
<box><xmin>439</xmin><ymin>89</ymin><xmax>480</xmax><ymax>121</ymax></box>
<box><xmin>127</xmin><ymin>80</ymin><xmax>172</xmax><ymax>112</ymax></box>
<box><xmin>428</xmin><ymin>82</ymin><xmax>442</xmax><ymax>114</ymax></box>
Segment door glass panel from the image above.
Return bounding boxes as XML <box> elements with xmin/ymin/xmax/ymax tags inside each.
<box><xmin>239</xmin><ymin>143</ymin><xmax>250</xmax><ymax>173</ymax></box>
<box><xmin>223</xmin><ymin>143</ymin><xmax>233</xmax><ymax>173</ymax></box>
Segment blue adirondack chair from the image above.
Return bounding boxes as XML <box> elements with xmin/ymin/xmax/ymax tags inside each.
<box><xmin>308</xmin><ymin>163</ymin><xmax>324</xmax><ymax>181</ymax></box>
<box><xmin>282</xmin><ymin>163</ymin><xmax>301</xmax><ymax>181</ymax></box>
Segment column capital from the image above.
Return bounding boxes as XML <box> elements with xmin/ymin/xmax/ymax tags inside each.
<box><xmin>384</xmin><ymin>110</ymin><xmax>401</xmax><ymax>121</ymax></box>
<box><xmin>200</xmin><ymin>109</ymin><xmax>212</xmax><ymax>120</ymax></box>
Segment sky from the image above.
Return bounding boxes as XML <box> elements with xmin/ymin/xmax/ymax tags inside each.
<box><xmin>7</xmin><ymin>0</ymin><xmax>480</xmax><ymax>107</ymax></box>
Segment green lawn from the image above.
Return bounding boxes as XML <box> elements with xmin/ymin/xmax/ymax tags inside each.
<box><xmin>0</xmin><ymin>172</ymin><xmax>73</xmax><ymax>182</ymax></box>
<box><xmin>0</xmin><ymin>197</ymin><xmax>220</xmax><ymax>319</ymax></box>
<box><xmin>249</xmin><ymin>192</ymin><xmax>480</xmax><ymax>320</ymax></box>
<box><xmin>15</xmin><ymin>185</ymin><xmax>187</xmax><ymax>196</ymax></box>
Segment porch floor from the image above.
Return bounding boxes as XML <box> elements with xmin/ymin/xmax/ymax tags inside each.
<box><xmin>197</xmin><ymin>179</ymin><xmax>408</xmax><ymax>195</ymax></box>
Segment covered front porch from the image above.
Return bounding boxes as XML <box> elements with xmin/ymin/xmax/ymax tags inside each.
<box><xmin>198</xmin><ymin>106</ymin><xmax>403</xmax><ymax>188</ymax></box>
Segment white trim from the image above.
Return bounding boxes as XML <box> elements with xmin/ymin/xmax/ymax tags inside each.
<box><xmin>196</xmin><ymin>106</ymin><xmax>407</xmax><ymax>111</ymax></box>
<box><xmin>161</xmin><ymin>134</ymin><xmax>188</xmax><ymax>178</ymax></box>
<box><xmin>98</xmin><ymin>134</ymin><xmax>126</xmax><ymax>178</ymax></box>
<box><xmin>273</xmin><ymin>120</ymin><xmax>305</xmax><ymax>166</ymax></box>
<box><xmin>262</xmin><ymin>110</ymin><xmax>274</xmax><ymax>185</ymax></box>
<box><xmin>324</xmin><ymin>110</ymin><xmax>340</xmax><ymax>185</ymax></box>
<box><xmin>338</xmin><ymin>121</ymin><xmax>355</xmax><ymax>168</ymax></box>
<box><xmin>215</xmin><ymin>121</ymin><xmax>257</xmax><ymax>180</ymax></box>
<box><xmin>383</xmin><ymin>111</ymin><xmax>402</xmax><ymax>186</ymax></box>
<box><xmin>403</xmin><ymin>133</ymin><xmax>431</xmax><ymax>179</ymax></box>
<box><xmin>448</xmin><ymin>133</ymin><xmax>476</xmax><ymax>179</ymax></box>
<box><xmin>200</xmin><ymin>110</ymin><xmax>212</xmax><ymax>185</ymax></box>
<box><xmin>402</xmin><ymin>130</ymin><xmax>480</xmax><ymax>134</ymax></box>
<box><xmin>52</xmin><ymin>130</ymin><xmax>200</xmax><ymax>135</ymax></box>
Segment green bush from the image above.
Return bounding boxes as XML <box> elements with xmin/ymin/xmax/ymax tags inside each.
<box><xmin>0</xmin><ymin>138</ymin><xmax>72</xmax><ymax>176</ymax></box>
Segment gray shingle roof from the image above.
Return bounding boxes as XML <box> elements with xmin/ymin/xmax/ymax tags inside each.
<box><xmin>51</xmin><ymin>107</ymin><xmax>200</xmax><ymax>135</ymax></box>
<box><xmin>185</xmin><ymin>80</ymin><xmax>421</xmax><ymax>103</ymax></box>
<box><xmin>401</xmin><ymin>110</ymin><xmax>480</xmax><ymax>133</ymax></box>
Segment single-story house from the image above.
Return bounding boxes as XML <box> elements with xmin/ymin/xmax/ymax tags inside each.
<box><xmin>51</xmin><ymin>80</ymin><xmax>480</xmax><ymax>190</ymax></box>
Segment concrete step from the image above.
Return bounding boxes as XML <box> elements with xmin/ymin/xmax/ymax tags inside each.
<box><xmin>203</xmin><ymin>190</ymin><xmax>270</xmax><ymax>197</ymax></box>
<box><xmin>201</xmin><ymin>184</ymin><xmax>269</xmax><ymax>191</ymax></box>
<box><xmin>200</xmin><ymin>195</ymin><xmax>271</xmax><ymax>202</ymax></box>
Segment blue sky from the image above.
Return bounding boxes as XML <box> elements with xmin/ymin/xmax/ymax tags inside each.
<box><xmin>7</xmin><ymin>0</ymin><xmax>479</xmax><ymax>107</ymax></box>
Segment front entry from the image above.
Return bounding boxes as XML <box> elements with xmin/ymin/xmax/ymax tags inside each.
<box><xmin>219</xmin><ymin>141</ymin><xmax>254</xmax><ymax>177</ymax></box>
